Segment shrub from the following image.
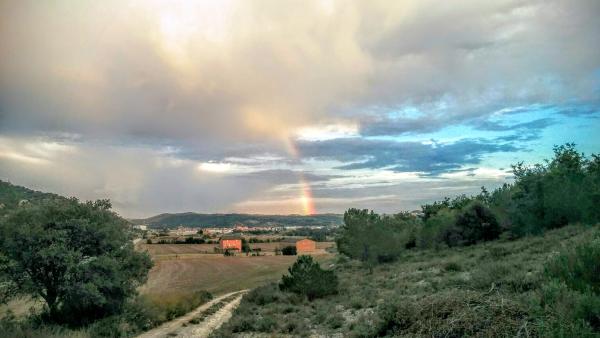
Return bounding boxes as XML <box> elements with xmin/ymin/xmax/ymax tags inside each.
<box><xmin>538</xmin><ymin>280</ymin><xmax>600</xmax><ymax>335</ymax></box>
<box><xmin>540</xmin><ymin>238</ymin><xmax>600</xmax><ymax>332</ymax></box>
<box><xmin>279</xmin><ymin>255</ymin><xmax>338</xmax><ymax>301</ymax></box>
<box><xmin>447</xmin><ymin>201</ymin><xmax>501</xmax><ymax>246</ymax></box>
<box><xmin>544</xmin><ymin>238</ymin><xmax>600</xmax><ymax>295</ymax></box>
<box><xmin>418</xmin><ymin>209</ymin><xmax>456</xmax><ymax>249</ymax></box>
<box><xmin>281</xmin><ymin>246</ymin><xmax>297</xmax><ymax>256</ymax></box>
<box><xmin>131</xmin><ymin>290</ymin><xmax>213</xmax><ymax>328</ymax></box>
<box><xmin>443</xmin><ymin>262</ymin><xmax>462</xmax><ymax>272</ymax></box>
<box><xmin>337</xmin><ymin>209</ymin><xmax>414</xmax><ymax>266</ymax></box>
<box><xmin>244</xmin><ymin>284</ymin><xmax>280</xmax><ymax>306</ymax></box>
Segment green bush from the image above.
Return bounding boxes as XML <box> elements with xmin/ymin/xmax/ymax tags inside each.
<box><xmin>279</xmin><ymin>255</ymin><xmax>338</xmax><ymax>301</ymax></box>
<box><xmin>449</xmin><ymin>201</ymin><xmax>501</xmax><ymax>246</ymax></box>
<box><xmin>544</xmin><ymin>238</ymin><xmax>600</xmax><ymax>295</ymax></box>
<box><xmin>281</xmin><ymin>245</ymin><xmax>297</xmax><ymax>256</ymax></box>
<box><xmin>337</xmin><ymin>209</ymin><xmax>416</xmax><ymax>265</ymax></box>
<box><xmin>539</xmin><ymin>238</ymin><xmax>600</xmax><ymax>333</ymax></box>
<box><xmin>418</xmin><ymin>209</ymin><xmax>455</xmax><ymax>249</ymax></box>
<box><xmin>538</xmin><ymin>280</ymin><xmax>600</xmax><ymax>335</ymax></box>
<box><xmin>442</xmin><ymin>262</ymin><xmax>462</xmax><ymax>272</ymax></box>
<box><xmin>244</xmin><ymin>284</ymin><xmax>280</xmax><ymax>306</ymax></box>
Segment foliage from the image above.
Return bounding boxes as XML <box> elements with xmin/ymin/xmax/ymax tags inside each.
<box><xmin>544</xmin><ymin>237</ymin><xmax>600</xmax><ymax>295</ymax></box>
<box><xmin>281</xmin><ymin>245</ymin><xmax>297</xmax><ymax>256</ymax></box>
<box><xmin>447</xmin><ymin>201</ymin><xmax>501</xmax><ymax>246</ymax></box>
<box><xmin>130</xmin><ymin>290</ymin><xmax>213</xmax><ymax>330</ymax></box>
<box><xmin>418</xmin><ymin>208</ymin><xmax>456</xmax><ymax>249</ymax></box>
<box><xmin>510</xmin><ymin>143</ymin><xmax>600</xmax><ymax>235</ymax></box>
<box><xmin>336</xmin><ymin>209</ymin><xmax>417</xmax><ymax>266</ymax></box>
<box><xmin>279</xmin><ymin>255</ymin><xmax>338</xmax><ymax>301</ymax></box>
<box><xmin>419</xmin><ymin>144</ymin><xmax>600</xmax><ymax>241</ymax></box>
<box><xmin>0</xmin><ymin>198</ymin><xmax>153</xmax><ymax>326</ymax></box>
<box><xmin>539</xmin><ymin>237</ymin><xmax>600</xmax><ymax>333</ymax></box>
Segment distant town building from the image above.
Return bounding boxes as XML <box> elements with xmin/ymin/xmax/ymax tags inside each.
<box><xmin>220</xmin><ymin>234</ymin><xmax>242</xmax><ymax>251</ymax></box>
<box><xmin>233</xmin><ymin>223</ymin><xmax>250</xmax><ymax>232</ymax></box>
<box><xmin>133</xmin><ymin>224</ymin><xmax>148</xmax><ymax>231</ymax></box>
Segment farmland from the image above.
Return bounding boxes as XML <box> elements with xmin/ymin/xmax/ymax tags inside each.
<box><xmin>139</xmin><ymin>245</ymin><xmax>336</xmax><ymax>297</ymax></box>
<box><xmin>138</xmin><ymin>241</ymin><xmax>335</xmax><ymax>256</ymax></box>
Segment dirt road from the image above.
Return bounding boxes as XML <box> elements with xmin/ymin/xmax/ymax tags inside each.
<box><xmin>136</xmin><ymin>290</ymin><xmax>247</xmax><ymax>338</ymax></box>
<box><xmin>177</xmin><ymin>292</ymin><xmax>245</xmax><ymax>338</ymax></box>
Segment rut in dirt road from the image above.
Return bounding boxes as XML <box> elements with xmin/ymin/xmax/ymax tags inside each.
<box><xmin>136</xmin><ymin>290</ymin><xmax>248</xmax><ymax>338</ymax></box>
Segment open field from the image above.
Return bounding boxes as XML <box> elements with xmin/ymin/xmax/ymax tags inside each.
<box><xmin>138</xmin><ymin>241</ymin><xmax>336</xmax><ymax>256</ymax></box>
<box><xmin>140</xmin><ymin>253</ymin><xmax>336</xmax><ymax>297</ymax></box>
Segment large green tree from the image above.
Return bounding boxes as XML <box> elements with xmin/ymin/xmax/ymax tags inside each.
<box><xmin>0</xmin><ymin>198</ymin><xmax>152</xmax><ymax>325</ymax></box>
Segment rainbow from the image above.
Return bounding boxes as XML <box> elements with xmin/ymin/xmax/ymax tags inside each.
<box><xmin>285</xmin><ymin>138</ymin><xmax>316</xmax><ymax>215</ymax></box>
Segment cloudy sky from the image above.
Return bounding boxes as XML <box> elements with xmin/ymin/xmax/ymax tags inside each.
<box><xmin>1</xmin><ymin>0</ymin><xmax>599</xmax><ymax>218</ymax></box>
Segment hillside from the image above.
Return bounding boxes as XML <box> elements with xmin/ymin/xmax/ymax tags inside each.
<box><xmin>130</xmin><ymin>212</ymin><xmax>343</xmax><ymax>228</ymax></box>
<box><xmin>214</xmin><ymin>224</ymin><xmax>600</xmax><ymax>337</ymax></box>
<box><xmin>0</xmin><ymin>180</ymin><xmax>67</xmax><ymax>216</ymax></box>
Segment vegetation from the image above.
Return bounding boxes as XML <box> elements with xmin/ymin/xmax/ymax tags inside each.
<box><xmin>337</xmin><ymin>144</ymin><xmax>600</xmax><ymax>259</ymax></box>
<box><xmin>281</xmin><ymin>245</ymin><xmax>297</xmax><ymax>256</ymax></box>
<box><xmin>279</xmin><ymin>255</ymin><xmax>338</xmax><ymax>301</ymax></box>
<box><xmin>336</xmin><ymin>209</ymin><xmax>418</xmax><ymax>268</ymax></box>
<box><xmin>216</xmin><ymin>225</ymin><xmax>600</xmax><ymax>337</ymax></box>
<box><xmin>216</xmin><ymin>144</ymin><xmax>600</xmax><ymax>337</ymax></box>
<box><xmin>135</xmin><ymin>290</ymin><xmax>213</xmax><ymax>327</ymax></box>
<box><xmin>538</xmin><ymin>238</ymin><xmax>600</xmax><ymax>335</ymax></box>
<box><xmin>0</xmin><ymin>198</ymin><xmax>152</xmax><ymax>326</ymax></box>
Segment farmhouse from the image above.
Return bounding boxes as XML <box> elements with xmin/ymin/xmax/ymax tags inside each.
<box><xmin>282</xmin><ymin>238</ymin><xmax>317</xmax><ymax>253</ymax></box>
<box><xmin>219</xmin><ymin>234</ymin><xmax>242</xmax><ymax>251</ymax></box>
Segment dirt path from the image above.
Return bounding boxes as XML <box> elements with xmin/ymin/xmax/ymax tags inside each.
<box><xmin>177</xmin><ymin>292</ymin><xmax>245</xmax><ymax>338</ymax></box>
<box><xmin>136</xmin><ymin>290</ymin><xmax>247</xmax><ymax>338</ymax></box>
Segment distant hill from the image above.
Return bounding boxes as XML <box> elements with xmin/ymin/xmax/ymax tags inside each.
<box><xmin>0</xmin><ymin>180</ymin><xmax>67</xmax><ymax>216</ymax></box>
<box><xmin>130</xmin><ymin>212</ymin><xmax>343</xmax><ymax>228</ymax></box>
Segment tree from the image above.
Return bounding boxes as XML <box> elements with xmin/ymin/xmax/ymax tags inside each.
<box><xmin>241</xmin><ymin>238</ymin><xmax>251</xmax><ymax>255</ymax></box>
<box><xmin>451</xmin><ymin>201</ymin><xmax>501</xmax><ymax>246</ymax></box>
<box><xmin>336</xmin><ymin>209</ymin><xmax>409</xmax><ymax>268</ymax></box>
<box><xmin>279</xmin><ymin>255</ymin><xmax>338</xmax><ymax>301</ymax></box>
<box><xmin>281</xmin><ymin>245</ymin><xmax>297</xmax><ymax>255</ymax></box>
<box><xmin>0</xmin><ymin>198</ymin><xmax>153</xmax><ymax>325</ymax></box>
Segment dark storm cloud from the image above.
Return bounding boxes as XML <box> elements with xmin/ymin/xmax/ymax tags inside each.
<box><xmin>296</xmin><ymin>138</ymin><xmax>518</xmax><ymax>175</ymax></box>
<box><xmin>473</xmin><ymin>117</ymin><xmax>556</xmax><ymax>132</ymax></box>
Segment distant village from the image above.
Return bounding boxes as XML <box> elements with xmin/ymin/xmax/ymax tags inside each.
<box><xmin>133</xmin><ymin>222</ymin><xmax>336</xmax><ymax>256</ymax></box>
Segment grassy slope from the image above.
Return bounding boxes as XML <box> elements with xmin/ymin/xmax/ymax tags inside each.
<box><xmin>215</xmin><ymin>224</ymin><xmax>600</xmax><ymax>337</ymax></box>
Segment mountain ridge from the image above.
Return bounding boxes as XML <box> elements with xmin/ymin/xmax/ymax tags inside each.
<box><xmin>129</xmin><ymin>212</ymin><xmax>343</xmax><ymax>228</ymax></box>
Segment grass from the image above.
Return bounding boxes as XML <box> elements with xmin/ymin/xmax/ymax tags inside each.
<box><xmin>213</xmin><ymin>224</ymin><xmax>600</xmax><ymax>337</ymax></box>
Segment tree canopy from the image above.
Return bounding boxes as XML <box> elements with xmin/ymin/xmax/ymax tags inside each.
<box><xmin>0</xmin><ymin>198</ymin><xmax>152</xmax><ymax>326</ymax></box>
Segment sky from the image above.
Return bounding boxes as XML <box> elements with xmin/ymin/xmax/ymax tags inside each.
<box><xmin>1</xmin><ymin>0</ymin><xmax>599</xmax><ymax>218</ymax></box>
